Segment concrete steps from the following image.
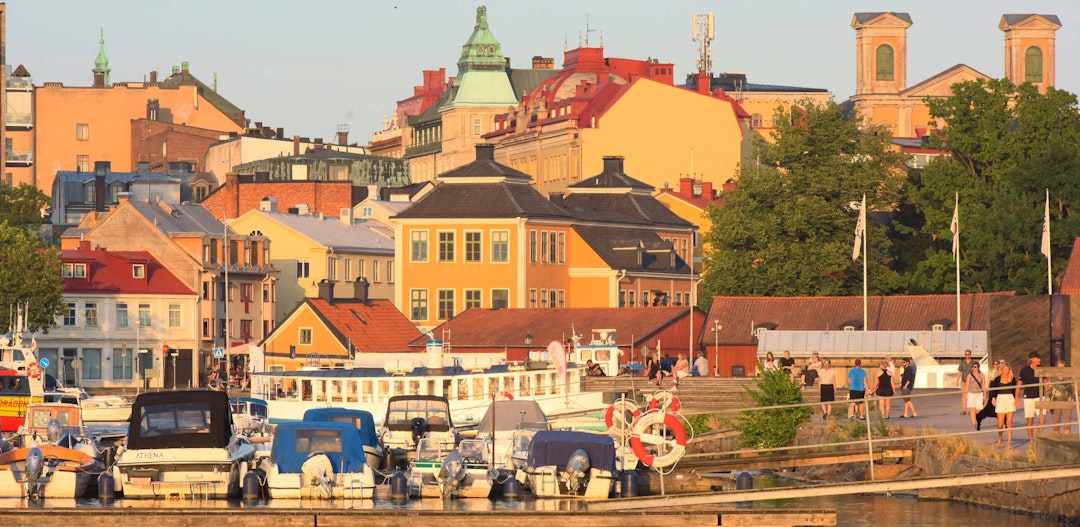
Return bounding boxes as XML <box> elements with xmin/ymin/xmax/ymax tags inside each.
<box><xmin>584</xmin><ymin>376</ymin><xmax>822</xmax><ymax>415</ymax></box>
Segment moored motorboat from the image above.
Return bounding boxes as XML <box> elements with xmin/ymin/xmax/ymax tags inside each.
<box><xmin>0</xmin><ymin>444</ymin><xmax>96</xmax><ymax>499</ymax></box>
<box><xmin>404</xmin><ymin>436</ymin><xmax>493</xmax><ymax>499</ymax></box>
<box><xmin>264</xmin><ymin>421</ymin><xmax>377</xmax><ymax>500</ymax></box>
<box><xmin>302</xmin><ymin>407</ymin><xmax>383</xmax><ymax>468</ymax></box>
<box><xmin>379</xmin><ymin>395</ymin><xmax>457</xmax><ymax>466</ymax></box>
<box><xmin>0</xmin><ymin>368</ymin><xmax>44</xmax><ymax>434</ymax></box>
<box><xmin>518</xmin><ymin>430</ymin><xmax>617</xmax><ymax>499</ymax></box>
<box><xmin>113</xmin><ymin>390</ymin><xmax>256</xmax><ymax>499</ymax></box>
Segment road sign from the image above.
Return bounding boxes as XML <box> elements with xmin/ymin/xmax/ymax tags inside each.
<box><xmin>39</xmin><ymin>358</ymin><xmax>49</xmax><ymax>369</ymax></box>
<box><xmin>213</xmin><ymin>347</ymin><xmax>225</xmax><ymax>359</ymax></box>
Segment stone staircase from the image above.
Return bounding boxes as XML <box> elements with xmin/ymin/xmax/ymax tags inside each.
<box><xmin>584</xmin><ymin>376</ymin><xmax>821</xmax><ymax>415</ymax></box>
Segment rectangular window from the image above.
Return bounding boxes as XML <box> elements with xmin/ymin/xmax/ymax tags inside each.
<box><xmin>529</xmin><ymin>288</ymin><xmax>538</xmax><ymax>308</ymax></box>
<box><xmin>549</xmin><ymin>232</ymin><xmax>557</xmax><ymax>263</ymax></box>
<box><xmin>116</xmin><ymin>303</ymin><xmax>129</xmax><ymax>328</ymax></box>
<box><xmin>558</xmin><ymin>289</ymin><xmax>565</xmax><ymax>307</ymax></box>
<box><xmin>492</xmin><ymin>289</ymin><xmax>509</xmax><ymax>309</ymax></box>
<box><xmin>541</xmin><ymin>231</ymin><xmax>549</xmax><ymax>263</ymax></box>
<box><xmin>464</xmin><ymin>289</ymin><xmax>482</xmax><ymax>309</ymax></box>
<box><xmin>628</xmin><ymin>291</ymin><xmax>636</xmax><ymax>308</ymax></box>
<box><xmin>410</xmin><ymin>230</ymin><xmax>429</xmax><ymax>262</ymax></box>
<box><xmin>492</xmin><ymin>230</ymin><xmax>509</xmax><ymax>262</ymax></box>
<box><xmin>202</xmin><ymin>281</ymin><xmax>211</xmax><ymax>300</ymax></box>
<box><xmin>296</xmin><ymin>260</ymin><xmax>310</xmax><ymax>279</ymax></box>
<box><xmin>345</xmin><ymin>259</ymin><xmax>352</xmax><ymax>281</ymax></box>
<box><xmin>241</xmin><ymin>320</ymin><xmax>253</xmax><ymax>341</ymax></box>
<box><xmin>112</xmin><ymin>348</ymin><xmax>133</xmax><ymax>380</ymax></box>
<box><xmin>81</xmin><ymin>349</ymin><xmax>102</xmax><ymax>381</ymax></box>
<box><xmin>473</xmin><ymin>117</ymin><xmax>482</xmax><ymax>136</ymax></box>
<box><xmin>465</xmin><ymin>231</ymin><xmax>481</xmax><ymax>262</ymax></box>
<box><xmin>327</xmin><ymin>257</ymin><xmax>337</xmax><ymax>281</ymax></box>
<box><xmin>372</xmin><ymin>260</ymin><xmax>380</xmax><ymax>282</ymax></box>
<box><xmin>548</xmin><ymin>290</ymin><xmax>557</xmax><ymax>309</ymax></box>
<box><xmin>61</xmin><ymin>263</ymin><xmax>87</xmax><ymax>278</ymax></box>
<box><xmin>132</xmin><ymin>264</ymin><xmax>145</xmax><ymax>278</ymax></box>
<box><xmin>438</xmin><ymin>231</ymin><xmax>455</xmax><ymax>262</ymax></box>
<box><xmin>642</xmin><ymin>291</ymin><xmax>651</xmax><ymax>307</ymax></box>
<box><xmin>83</xmin><ymin>303</ymin><xmax>97</xmax><ymax>327</ymax></box>
<box><xmin>387</xmin><ymin>260</ymin><xmax>394</xmax><ymax>283</ymax></box>
<box><xmin>619</xmin><ymin>290</ymin><xmax>626</xmax><ymax>308</ymax></box>
<box><xmin>410</xmin><ymin>289</ymin><xmax>428</xmax><ymax>321</ymax></box>
<box><xmin>437</xmin><ymin>289</ymin><xmax>455</xmax><ymax>320</ymax></box>
<box><xmin>203</xmin><ymin>318</ymin><xmax>211</xmax><ymax>338</ymax></box>
<box><xmin>674</xmin><ymin>292</ymin><xmax>682</xmax><ymax>306</ymax></box>
<box><xmin>76</xmin><ymin>123</ymin><xmax>89</xmax><ymax>141</ymax></box>
<box><xmin>76</xmin><ymin>155</ymin><xmax>90</xmax><ymax>172</ymax></box>
<box><xmin>557</xmin><ymin>231</ymin><xmax>566</xmax><ymax>263</ymax></box>
<box><xmin>138</xmin><ymin>304</ymin><xmax>151</xmax><ymax>328</ymax></box>
<box><xmin>219</xmin><ymin>318</ymin><xmax>227</xmax><ymax>338</ymax></box>
<box><xmin>169</xmin><ymin>304</ymin><xmax>181</xmax><ymax>328</ymax></box>
<box><xmin>299</xmin><ymin>327</ymin><xmax>313</xmax><ymax>345</ymax></box>
<box><xmin>529</xmin><ymin>231</ymin><xmax>537</xmax><ymax>263</ymax></box>
<box><xmin>681</xmin><ymin>238</ymin><xmax>689</xmax><ymax>260</ymax></box>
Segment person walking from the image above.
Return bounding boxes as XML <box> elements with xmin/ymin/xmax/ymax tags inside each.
<box><xmin>848</xmin><ymin>359</ymin><xmax>868</xmax><ymax>419</ymax></box>
<box><xmin>1049</xmin><ymin>360</ymin><xmax>1075</xmax><ymax>435</ymax></box>
<box><xmin>958</xmin><ymin>349</ymin><xmax>976</xmax><ymax>414</ymax></box>
<box><xmin>1018</xmin><ymin>351</ymin><xmax>1046</xmax><ymax>441</ymax></box>
<box><xmin>990</xmin><ymin>364</ymin><xmax>1019</xmax><ymax>448</ymax></box>
<box><xmin>869</xmin><ymin>361</ymin><xmax>895</xmax><ymax>419</ymax></box>
<box><xmin>965</xmin><ymin>363</ymin><xmax>986</xmax><ymax>429</ymax></box>
<box><xmin>818</xmin><ymin>359</ymin><xmax>836</xmax><ymax>420</ymax></box>
<box><xmin>899</xmin><ymin>358</ymin><xmax>918</xmax><ymax>418</ymax></box>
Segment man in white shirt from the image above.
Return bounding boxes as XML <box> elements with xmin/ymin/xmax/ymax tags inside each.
<box><xmin>692</xmin><ymin>352</ymin><xmax>710</xmax><ymax>377</ymax></box>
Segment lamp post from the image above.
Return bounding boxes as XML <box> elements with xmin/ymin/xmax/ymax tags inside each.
<box><xmin>137</xmin><ymin>349</ymin><xmax>148</xmax><ymax>394</ymax></box>
<box><xmin>135</xmin><ymin>319</ymin><xmax>140</xmax><ymax>391</ymax></box>
<box><xmin>712</xmin><ymin>320</ymin><xmax>722</xmax><ymax>376</ymax></box>
<box><xmin>524</xmin><ymin>331</ymin><xmax>533</xmax><ymax>367</ymax></box>
<box><xmin>223</xmin><ymin>217</ymin><xmax>230</xmax><ymax>395</ymax></box>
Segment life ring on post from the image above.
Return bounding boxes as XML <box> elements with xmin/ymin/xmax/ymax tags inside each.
<box><xmin>648</xmin><ymin>391</ymin><xmax>680</xmax><ymax>414</ymax></box>
<box><xmin>604</xmin><ymin>398</ymin><xmax>641</xmax><ymax>441</ymax></box>
<box><xmin>629</xmin><ymin>411</ymin><xmax>687</xmax><ymax>469</ymax></box>
<box><xmin>26</xmin><ymin>363</ymin><xmax>42</xmax><ymax>380</ymax></box>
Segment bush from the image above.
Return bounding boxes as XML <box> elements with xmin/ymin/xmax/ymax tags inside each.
<box><xmin>736</xmin><ymin>368</ymin><xmax>812</xmax><ymax>448</ymax></box>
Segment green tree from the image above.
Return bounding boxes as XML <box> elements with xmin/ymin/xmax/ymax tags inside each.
<box><xmin>0</xmin><ymin>222</ymin><xmax>65</xmax><ymax>332</ymax></box>
<box><xmin>910</xmin><ymin>78</ymin><xmax>1080</xmax><ymax>293</ymax></box>
<box><xmin>0</xmin><ymin>183</ymin><xmax>49</xmax><ymax>229</ymax></box>
<box><xmin>700</xmin><ymin>100</ymin><xmax>907</xmax><ymax>297</ymax></box>
<box><xmin>736</xmin><ymin>368</ymin><xmax>812</xmax><ymax>449</ymax></box>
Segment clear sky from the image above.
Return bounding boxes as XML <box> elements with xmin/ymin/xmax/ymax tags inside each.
<box><xmin>8</xmin><ymin>1</ymin><xmax>1080</xmax><ymax>145</ymax></box>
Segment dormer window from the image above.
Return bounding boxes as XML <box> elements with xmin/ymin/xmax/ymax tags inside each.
<box><xmin>132</xmin><ymin>264</ymin><xmax>145</xmax><ymax>279</ymax></box>
<box><xmin>62</xmin><ymin>263</ymin><xmax>87</xmax><ymax>278</ymax></box>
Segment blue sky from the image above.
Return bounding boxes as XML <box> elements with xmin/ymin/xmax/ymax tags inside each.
<box><xmin>8</xmin><ymin>1</ymin><xmax>1080</xmax><ymax>144</ymax></box>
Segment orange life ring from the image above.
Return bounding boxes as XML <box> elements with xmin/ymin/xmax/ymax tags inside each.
<box><xmin>630</xmin><ymin>411</ymin><xmax>687</xmax><ymax>468</ymax></box>
<box><xmin>648</xmin><ymin>391</ymin><xmax>680</xmax><ymax>414</ymax></box>
<box><xmin>604</xmin><ymin>398</ymin><xmax>641</xmax><ymax>441</ymax></box>
<box><xmin>26</xmin><ymin>363</ymin><xmax>42</xmax><ymax>379</ymax></box>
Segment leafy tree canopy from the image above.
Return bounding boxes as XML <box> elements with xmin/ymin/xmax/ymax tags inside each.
<box><xmin>700</xmin><ymin>100</ymin><xmax>907</xmax><ymax>298</ymax></box>
<box><xmin>0</xmin><ymin>183</ymin><xmax>49</xmax><ymax>229</ymax></box>
<box><xmin>0</xmin><ymin>222</ymin><xmax>65</xmax><ymax>332</ymax></box>
<box><xmin>910</xmin><ymin>78</ymin><xmax>1080</xmax><ymax>293</ymax></box>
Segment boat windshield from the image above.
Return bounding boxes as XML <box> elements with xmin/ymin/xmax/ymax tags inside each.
<box><xmin>140</xmin><ymin>402</ymin><xmax>213</xmax><ymax>437</ymax></box>
<box><xmin>385</xmin><ymin>398</ymin><xmax>451</xmax><ymax>428</ymax></box>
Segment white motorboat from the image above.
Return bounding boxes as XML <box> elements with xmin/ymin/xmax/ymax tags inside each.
<box><xmin>43</xmin><ymin>387</ymin><xmax>132</xmax><ymax>423</ymax></box>
<box><xmin>379</xmin><ymin>395</ymin><xmax>458</xmax><ymax>466</ymax></box>
<box><xmin>264</xmin><ymin>421</ymin><xmax>377</xmax><ymax>500</ymax></box>
<box><xmin>518</xmin><ymin>430</ymin><xmax>617</xmax><ymax>500</ymax></box>
<box><xmin>112</xmin><ymin>390</ymin><xmax>256</xmax><ymax>499</ymax></box>
<box><xmin>404</xmin><ymin>436</ymin><xmax>493</xmax><ymax>499</ymax></box>
<box><xmin>0</xmin><ymin>444</ymin><xmax>96</xmax><ymax>499</ymax></box>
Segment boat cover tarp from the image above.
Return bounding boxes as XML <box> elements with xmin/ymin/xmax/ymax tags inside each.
<box><xmin>271</xmin><ymin>421</ymin><xmax>367</xmax><ymax>474</ymax></box>
<box><xmin>302</xmin><ymin>407</ymin><xmax>378</xmax><ymax>449</ymax></box>
<box><xmin>525</xmin><ymin>430</ymin><xmax>616</xmax><ymax>472</ymax></box>
<box><xmin>128</xmin><ymin>390</ymin><xmax>233</xmax><ymax>450</ymax></box>
<box><xmin>475</xmin><ymin>400</ymin><xmax>548</xmax><ymax>435</ymax></box>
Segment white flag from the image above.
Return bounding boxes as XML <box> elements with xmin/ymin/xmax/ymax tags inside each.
<box><xmin>1041</xmin><ymin>190</ymin><xmax>1051</xmax><ymax>259</ymax></box>
<box><xmin>852</xmin><ymin>195</ymin><xmax>866</xmax><ymax>261</ymax></box>
<box><xmin>950</xmin><ymin>195</ymin><xmax>959</xmax><ymax>258</ymax></box>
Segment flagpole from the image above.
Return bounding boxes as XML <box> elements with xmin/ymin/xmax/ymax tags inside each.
<box><xmin>1045</xmin><ymin>189</ymin><xmax>1053</xmax><ymax>294</ymax></box>
<box><xmin>954</xmin><ymin>192</ymin><xmax>961</xmax><ymax>331</ymax></box>
<box><xmin>861</xmin><ymin>195</ymin><xmax>867</xmax><ymax>332</ymax></box>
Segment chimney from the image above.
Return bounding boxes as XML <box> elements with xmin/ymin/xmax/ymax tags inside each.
<box><xmin>722</xmin><ymin>179</ymin><xmax>737</xmax><ymax>193</ymax></box>
<box><xmin>602</xmin><ymin>156</ymin><xmax>624</xmax><ymax>173</ymax></box>
<box><xmin>181</xmin><ymin>61</ymin><xmax>189</xmax><ymax>72</ymax></box>
<box><xmin>549</xmin><ymin>192</ymin><xmax>565</xmax><ymax>207</ymax></box>
<box><xmin>93</xmin><ymin>161</ymin><xmax>110</xmax><ymax>212</ymax></box>
<box><xmin>700</xmin><ymin>181</ymin><xmax>714</xmax><ymax>199</ymax></box>
<box><xmin>137</xmin><ymin>161</ymin><xmax>149</xmax><ymax>174</ymax></box>
<box><xmin>146</xmin><ymin>99</ymin><xmax>160</xmax><ymax>121</ymax></box>
<box><xmin>336</xmin><ymin>130</ymin><xmax>348</xmax><ymax>146</ymax></box>
<box><xmin>339</xmin><ymin>207</ymin><xmax>354</xmax><ymax>225</ymax></box>
<box><xmin>696</xmin><ymin>70</ymin><xmax>710</xmax><ymax>94</ymax></box>
<box><xmin>678</xmin><ymin>177</ymin><xmax>694</xmax><ymax>197</ymax></box>
<box><xmin>475</xmin><ymin>143</ymin><xmax>495</xmax><ymax>161</ymax></box>
<box><xmin>531</xmin><ymin>56</ymin><xmax>554</xmax><ymax>69</ymax></box>
<box><xmin>149</xmin><ymin>70</ymin><xmax>158</xmax><ymax>83</ymax></box>
<box><xmin>117</xmin><ymin>192</ymin><xmax>133</xmax><ymax>203</ymax></box>
<box><xmin>317</xmin><ymin>279</ymin><xmax>334</xmax><ymax>305</ymax></box>
<box><xmin>354</xmin><ymin>277</ymin><xmax>370</xmax><ymax>303</ymax></box>
<box><xmin>259</xmin><ymin>197</ymin><xmax>278</xmax><ymax>213</ymax></box>
<box><xmin>276</xmin><ymin>127</ymin><xmax>284</xmax><ymax>139</ymax></box>
<box><xmin>225</xmin><ymin>171</ymin><xmax>239</xmax><ymax>188</ymax></box>
<box><xmin>172</xmin><ymin>66</ymin><xmax>180</xmax><ymax>75</ymax></box>
<box><xmin>293</xmin><ymin>135</ymin><xmax>301</xmax><ymax>155</ymax></box>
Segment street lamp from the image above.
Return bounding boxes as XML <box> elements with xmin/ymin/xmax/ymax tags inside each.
<box><xmin>134</xmin><ymin>319</ymin><xmax>140</xmax><ymax>392</ymax></box>
<box><xmin>712</xmin><ymin>320</ymin><xmax>722</xmax><ymax>376</ymax></box>
<box><xmin>137</xmin><ymin>349</ymin><xmax>148</xmax><ymax>395</ymax></box>
<box><xmin>524</xmin><ymin>331</ymin><xmax>533</xmax><ymax>366</ymax></box>
<box><xmin>223</xmin><ymin>217</ymin><xmax>231</xmax><ymax>395</ymax></box>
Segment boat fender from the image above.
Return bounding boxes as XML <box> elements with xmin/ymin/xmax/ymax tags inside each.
<box><xmin>620</xmin><ymin>469</ymin><xmax>639</xmax><ymax>498</ymax></box>
<box><xmin>502</xmin><ymin>475</ymin><xmax>522</xmax><ymax>499</ymax></box>
<box><xmin>629</xmin><ymin>411</ymin><xmax>687</xmax><ymax>469</ymax></box>
<box><xmin>389</xmin><ymin>471</ymin><xmax>409</xmax><ymax>500</ymax></box>
<box><xmin>648</xmin><ymin>391</ymin><xmax>680</xmax><ymax>414</ymax></box>
<box><xmin>242</xmin><ymin>470</ymin><xmax>262</xmax><ymax>500</ymax></box>
<box><xmin>604</xmin><ymin>398</ymin><xmax>641</xmax><ymax>440</ymax></box>
<box><xmin>97</xmin><ymin>471</ymin><xmax>116</xmax><ymax>501</ymax></box>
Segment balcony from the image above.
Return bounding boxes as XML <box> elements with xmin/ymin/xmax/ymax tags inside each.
<box><xmin>6</xmin><ymin>76</ymin><xmax>32</xmax><ymax>91</ymax></box>
<box><xmin>6</xmin><ymin>112</ymin><xmax>33</xmax><ymax>130</ymax></box>
<box><xmin>6</xmin><ymin>149</ymin><xmax>33</xmax><ymax>166</ymax></box>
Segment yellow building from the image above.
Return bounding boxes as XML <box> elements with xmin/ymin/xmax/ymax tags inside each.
<box><xmin>848</xmin><ymin>12</ymin><xmax>1060</xmax><ymax>139</ymax></box>
<box><xmin>393</xmin><ymin>145</ymin><xmax>694</xmax><ymax>330</ymax></box>
<box><xmin>654</xmin><ymin>178</ymin><xmax>729</xmax><ymax>272</ymax></box>
<box><xmin>230</xmin><ymin>206</ymin><xmax>396</xmax><ymax>323</ymax></box>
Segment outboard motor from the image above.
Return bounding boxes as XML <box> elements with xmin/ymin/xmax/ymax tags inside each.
<box><xmin>564</xmin><ymin>448</ymin><xmax>591</xmax><ymax>494</ymax></box>
<box><xmin>24</xmin><ymin>446</ymin><xmax>45</xmax><ymax>500</ymax></box>
<box><xmin>438</xmin><ymin>449</ymin><xmax>465</xmax><ymax>500</ymax></box>
<box><xmin>410</xmin><ymin>417</ymin><xmax>428</xmax><ymax>445</ymax></box>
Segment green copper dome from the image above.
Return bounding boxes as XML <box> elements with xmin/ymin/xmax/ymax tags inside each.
<box><xmin>443</xmin><ymin>6</ymin><xmax>517</xmax><ymax>108</ymax></box>
<box><xmin>93</xmin><ymin>28</ymin><xmax>111</xmax><ymax>86</ymax></box>
<box><xmin>457</xmin><ymin>6</ymin><xmax>508</xmax><ymax>73</ymax></box>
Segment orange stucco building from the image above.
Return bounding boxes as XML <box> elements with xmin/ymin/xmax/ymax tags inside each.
<box><xmin>847</xmin><ymin>12</ymin><xmax>1061</xmax><ymax>139</ymax></box>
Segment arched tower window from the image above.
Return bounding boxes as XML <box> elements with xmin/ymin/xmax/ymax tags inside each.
<box><xmin>875</xmin><ymin>44</ymin><xmax>895</xmax><ymax>81</ymax></box>
<box><xmin>1025</xmin><ymin>46</ymin><xmax>1044</xmax><ymax>83</ymax></box>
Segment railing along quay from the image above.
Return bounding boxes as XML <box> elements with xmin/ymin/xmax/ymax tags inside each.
<box><xmin>585</xmin><ymin>376</ymin><xmax>821</xmax><ymax>414</ymax></box>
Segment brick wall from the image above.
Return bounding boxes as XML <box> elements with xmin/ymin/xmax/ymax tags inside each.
<box><xmin>130</xmin><ymin>119</ymin><xmax>223</xmax><ymax>172</ymax></box>
<box><xmin>203</xmin><ymin>178</ymin><xmax>354</xmax><ymax>218</ymax></box>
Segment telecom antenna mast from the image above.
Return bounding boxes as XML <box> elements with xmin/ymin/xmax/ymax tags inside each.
<box><xmin>692</xmin><ymin>13</ymin><xmax>714</xmax><ymax>75</ymax></box>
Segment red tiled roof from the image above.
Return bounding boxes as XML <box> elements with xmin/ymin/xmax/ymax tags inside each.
<box><xmin>655</xmin><ymin>188</ymin><xmax>724</xmax><ymax>212</ymax></box>
<box><xmin>1060</xmin><ymin>237</ymin><xmax>1080</xmax><ymax>294</ymax></box>
<box><xmin>308</xmin><ymin>299</ymin><xmax>423</xmax><ymax>353</ymax></box>
<box><xmin>408</xmin><ymin>307</ymin><xmax>698</xmax><ymax>349</ymax></box>
<box><xmin>704</xmin><ymin>293</ymin><xmax>1013</xmax><ymax>346</ymax></box>
<box><xmin>61</xmin><ymin>248</ymin><xmax>194</xmax><ymax>295</ymax></box>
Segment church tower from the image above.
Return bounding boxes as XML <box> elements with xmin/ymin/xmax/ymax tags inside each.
<box><xmin>999</xmin><ymin>14</ymin><xmax>1061</xmax><ymax>94</ymax></box>
<box><xmin>851</xmin><ymin>12</ymin><xmax>912</xmax><ymax>95</ymax></box>
<box><xmin>92</xmin><ymin>28</ymin><xmax>110</xmax><ymax>88</ymax></box>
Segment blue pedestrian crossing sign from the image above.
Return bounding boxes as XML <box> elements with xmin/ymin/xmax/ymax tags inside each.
<box><xmin>39</xmin><ymin>358</ymin><xmax>49</xmax><ymax>369</ymax></box>
<box><xmin>213</xmin><ymin>347</ymin><xmax>225</xmax><ymax>359</ymax></box>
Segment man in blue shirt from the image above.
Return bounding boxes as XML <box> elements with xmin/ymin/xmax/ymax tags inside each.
<box><xmin>847</xmin><ymin>359</ymin><xmax>868</xmax><ymax>419</ymax></box>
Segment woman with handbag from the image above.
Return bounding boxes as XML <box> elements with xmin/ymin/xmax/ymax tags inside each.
<box><xmin>965</xmin><ymin>363</ymin><xmax>986</xmax><ymax>429</ymax></box>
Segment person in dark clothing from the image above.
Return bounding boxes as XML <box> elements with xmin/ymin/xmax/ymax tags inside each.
<box><xmin>1018</xmin><ymin>352</ymin><xmax>1045</xmax><ymax>441</ymax></box>
<box><xmin>586</xmin><ymin>360</ymin><xmax>606</xmax><ymax>377</ymax></box>
<box><xmin>900</xmin><ymin>358</ymin><xmax>918</xmax><ymax>418</ymax></box>
<box><xmin>780</xmin><ymin>351</ymin><xmax>796</xmax><ymax>382</ymax></box>
<box><xmin>645</xmin><ymin>352</ymin><xmax>666</xmax><ymax>387</ymax></box>
<box><xmin>869</xmin><ymin>361</ymin><xmax>895</xmax><ymax>419</ymax></box>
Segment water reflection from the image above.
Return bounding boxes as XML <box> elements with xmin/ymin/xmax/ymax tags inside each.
<box><xmin>762</xmin><ymin>493</ymin><xmax>1064</xmax><ymax>527</ymax></box>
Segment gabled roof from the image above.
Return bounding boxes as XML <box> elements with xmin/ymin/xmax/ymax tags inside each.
<box><xmin>559</xmin><ymin>157</ymin><xmax>692</xmax><ymax>228</ymax></box>
<box><xmin>704</xmin><ymin>294</ymin><xmax>1012</xmax><ymax>346</ymax></box>
<box><xmin>252</xmin><ymin>211</ymin><xmax>394</xmax><ymax>254</ymax></box>
<box><xmin>61</xmin><ymin>247</ymin><xmax>195</xmax><ymax>296</ymax></box>
<box><xmin>573</xmin><ymin>226</ymin><xmax>690</xmax><ymax>275</ymax></box>
<box><xmin>126</xmin><ymin>200</ymin><xmax>230</xmax><ymax>237</ymax></box>
<box><xmin>851</xmin><ymin>12</ymin><xmax>913</xmax><ymax>26</ymax></box>
<box><xmin>900</xmin><ymin>64</ymin><xmax>991</xmax><ymax>98</ymax></box>
<box><xmin>158</xmin><ymin>69</ymin><xmax>246</xmax><ymax>128</ymax></box>
<box><xmin>1060</xmin><ymin>237</ymin><xmax>1080</xmax><ymax>295</ymax></box>
<box><xmin>570</xmin><ymin>162</ymin><xmax>653</xmax><ymax>191</ymax></box>
<box><xmin>307</xmin><ymin>298</ymin><xmax>423</xmax><ymax>353</ymax></box>
<box><xmin>407</xmin><ymin>306</ymin><xmax>699</xmax><ymax>349</ymax></box>
<box><xmin>1000</xmin><ymin>14</ymin><xmax>1062</xmax><ymax>28</ymax></box>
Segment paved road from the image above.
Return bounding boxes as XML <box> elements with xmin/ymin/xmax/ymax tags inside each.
<box><xmin>817</xmin><ymin>387</ymin><xmax>1077</xmax><ymax>450</ymax></box>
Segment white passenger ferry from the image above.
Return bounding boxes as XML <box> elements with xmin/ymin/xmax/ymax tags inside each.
<box><xmin>250</xmin><ymin>337</ymin><xmax>620</xmax><ymax>427</ymax></box>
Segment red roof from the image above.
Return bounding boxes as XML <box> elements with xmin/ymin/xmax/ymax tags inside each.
<box><xmin>1061</xmin><ymin>237</ymin><xmax>1080</xmax><ymax>294</ymax></box>
<box><xmin>61</xmin><ymin>247</ymin><xmax>194</xmax><ymax>295</ymax></box>
<box><xmin>704</xmin><ymin>293</ymin><xmax>1013</xmax><ymax>346</ymax></box>
<box><xmin>308</xmin><ymin>298</ymin><xmax>423</xmax><ymax>353</ymax></box>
